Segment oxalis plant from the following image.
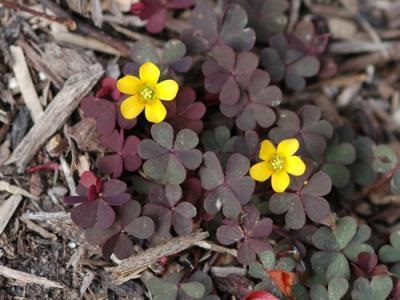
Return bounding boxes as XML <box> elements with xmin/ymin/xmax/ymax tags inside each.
<box><xmin>64</xmin><ymin>0</ymin><xmax>400</xmax><ymax>299</ymax></box>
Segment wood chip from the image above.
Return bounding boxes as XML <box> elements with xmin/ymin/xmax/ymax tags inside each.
<box><xmin>107</xmin><ymin>231</ymin><xmax>209</xmax><ymax>285</ymax></box>
<box><xmin>210</xmin><ymin>266</ymin><xmax>247</xmax><ymax>277</ymax></box>
<box><xmin>195</xmin><ymin>240</ymin><xmax>237</xmax><ymax>257</ymax></box>
<box><xmin>6</xmin><ymin>63</ymin><xmax>103</xmax><ymax>169</ymax></box>
<box><xmin>21</xmin><ymin>219</ymin><xmax>57</xmax><ymax>240</ymax></box>
<box><xmin>20</xmin><ymin>211</ymin><xmax>70</xmax><ymax>221</ymax></box>
<box><xmin>9</xmin><ymin>45</ymin><xmax>43</xmax><ymax>123</ymax></box>
<box><xmin>0</xmin><ymin>195</ymin><xmax>23</xmax><ymax>236</ymax></box>
<box><xmin>53</xmin><ymin>30</ymin><xmax>125</xmax><ymax>57</ymax></box>
<box><xmin>80</xmin><ymin>270</ymin><xmax>95</xmax><ymax>296</ymax></box>
<box><xmin>0</xmin><ymin>265</ymin><xmax>64</xmax><ymax>289</ymax></box>
<box><xmin>66</xmin><ymin>246</ymin><xmax>84</xmax><ymax>270</ymax></box>
<box><xmin>0</xmin><ymin>181</ymin><xmax>39</xmax><ymax>200</ymax></box>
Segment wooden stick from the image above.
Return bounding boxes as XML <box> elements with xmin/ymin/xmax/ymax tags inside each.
<box><xmin>52</xmin><ymin>30</ymin><xmax>125</xmax><ymax>57</ymax></box>
<box><xmin>0</xmin><ymin>195</ymin><xmax>22</xmax><ymax>235</ymax></box>
<box><xmin>340</xmin><ymin>44</ymin><xmax>400</xmax><ymax>72</ymax></box>
<box><xmin>107</xmin><ymin>231</ymin><xmax>209</xmax><ymax>285</ymax></box>
<box><xmin>10</xmin><ymin>45</ymin><xmax>43</xmax><ymax>123</ymax></box>
<box><xmin>0</xmin><ymin>265</ymin><xmax>64</xmax><ymax>289</ymax></box>
<box><xmin>195</xmin><ymin>240</ymin><xmax>237</xmax><ymax>257</ymax></box>
<box><xmin>0</xmin><ymin>0</ymin><xmax>76</xmax><ymax>30</ymax></box>
<box><xmin>0</xmin><ymin>181</ymin><xmax>39</xmax><ymax>200</ymax></box>
<box><xmin>20</xmin><ymin>211</ymin><xmax>70</xmax><ymax>221</ymax></box>
<box><xmin>6</xmin><ymin>63</ymin><xmax>103</xmax><ymax>169</ymax></box>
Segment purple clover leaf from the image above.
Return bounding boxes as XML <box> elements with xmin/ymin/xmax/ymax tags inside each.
<box><xmin>132</xmin><ymin>0</ymin><xmax>194</xmax><ymax>34</ymax></box>
<box><xmin>232</xmin><ymin>130</ymin><xmax>260</xmax><ymax>160</ymax></box>
<box><xmin>95</xmin><ymin>77</ymin><xmax>121</xmax><ymax>101</ymax></box>
<box><xmin>232</xmin><ymin>0</ymin><xmax>289</xmax><ymax>44</ymax></box>
<box><xmin>85</xmin><ymin>200</ymin><xmax>155</xmax><ymax>259</ymax></box>
<box><xmin>81</xmin><ymin>96</ymin><xmax>116</xmax><ymax>136</ymax></box>
<box><xmin>269</xmin><ymin>105</ymin><xmax>333</xmax><ymax>159</ymax></box>
<box><xmin>200</xmin><ymin>152</ymin><xmax>255</xmax><ymax>219</ymax></box>
<box><xmin>129</xmin><ymin>39</ymin><xmax>192</xmax><ymax>75</ymax></box>
<box><xmin>220</xmin><ymin>69</ymin><xmax>282</xmax><ymax>131</ymax></box>
<box><xmin>165</xmin><ymin>87</ymin><xmax>206</xmax><ymax>134</ymax></box>
<box><xmin>203</xmin><ymin>45</ymin><xmax>258</xmax><ymax>106</ymax></box>
<box><xmin>138</xmin><ymin>122</ymin><xmax>202</xmax><ymax>185</ymax></box>
<box><xmin>216</xmin><ymin>205</ymin><xmax>273</xmax><ymax>265</ymax></box>
<box><xmin>269</xmin><ymin>167</ymin><xmax>332</xmax><ymax>230</ymax></box>
<box><xmin>64</xmin><ymin>171</ymin><xmax>131</xmax><ymax>229</ymax></box>
<box><xmin>293</xmin><ymin>20</ymin><xmax>338</xmax><ymax>78</ymax></box>
<box><xmin>260</xmin><ymin>33</ymin><xmax>320</xmax><ymax>90</ymax></box>
<box><xmin>97</xmin><ymin>130</ymin><xmax>142</xmax><ymax>178</ymax></box>
<box><xmin>181</xmin><ymin>1</ymin><xmax>255</xmax><ymax>54</ymax></box>
<box><xmin>352</xmin><ymin>252</ymin><xmax>388</xmax><ymax>279</ymax></box>
<box><xmin>81</xmin><ymin>96</ymin><xmax>137</xmax><ymax>136</ymax></box>
<box><xmin>143</xmin><ymin>184</ymin><xmax>197</xmax><ymax>236</ymax></box>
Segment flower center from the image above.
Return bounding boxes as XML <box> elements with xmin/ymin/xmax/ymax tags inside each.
<box><xmin>269</xmin><ymin>155</ymin><xmax>285</xmax><ymax>171</ymax></box>
<box><xmin>140</xmin><ymin>86</ymin><xmax>155</xmax><ymax>101</ymax></box>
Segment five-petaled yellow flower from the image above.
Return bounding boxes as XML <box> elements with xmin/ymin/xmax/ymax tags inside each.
<box><xmin>117</xmin><ymin>62</ymin><xmax>179</xmax><ymax>123</ymax></box>
<box><xmin>250</xmin><ymin>139</ymin><xmax>306</xmax><ymax>193</ymax></box>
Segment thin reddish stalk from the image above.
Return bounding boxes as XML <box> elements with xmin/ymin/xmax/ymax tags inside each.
<box><xmin>0</xmin><ymin>0</ymin><xmax>76</xmax><ymax>30</ymax></box>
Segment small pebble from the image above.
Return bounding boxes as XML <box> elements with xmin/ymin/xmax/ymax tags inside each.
<box><xmin>68</xmin><ymin>241</ymin><xmax>77</xmax><ymax>249</ymax></box>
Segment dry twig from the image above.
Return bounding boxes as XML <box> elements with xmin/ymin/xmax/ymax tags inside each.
<box><xmin>0</xmin><ymin>181</ymin><xmax>39</xmax><ymax>200</ymax></box>
<box><xmin>0</xmin><ymin>195</ymin><xmax>23</xmax><ymax>236</ymax></box>
<box><xmin>108</xmin><ymin>231</ymin><xmax>209</xmax><ymax>285</ymax></box>
<box><xmin>0</xmin><ymin>265</ymin><xmax>64</xmax><ymax>289</ymax></box>
<box><xmin>6</xmin><ymin>63</ymin><xmax>103</xmax><ymax>169</ymax></box>
<box><xmin>9</xmin><ymin>45</ymin><xmax>43</xmax><ymax>123</ymax></box>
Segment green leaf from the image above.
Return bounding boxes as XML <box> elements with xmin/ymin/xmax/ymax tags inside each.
<box><xmin>292</xmin><ymin>284</ymin><xmax>310</xmax><ymax>300</ymax></box>
<box><xmin>326</xmin><ymin>253</ymin><xmax>350</xmax><ymax>282</ymax></box>
<box><xmin>312</xmin><ymin>227</ymin><xmax>340</xmax><ymax>251</ymax></box>
<box><xmin>379</xmin><ymin>231</ymin><xmax>400</xmax><ymax>263</ymax></box>
<box><xmin>326</xmin><ymin>143</ymin><xmax>356</xmax><ymax>165</ymax></box>
<box><xmin>333</xmin><ymin>217</ymin><xmax>357</xmax><ymax>249</ymax></box>
<box><xmin>328</xmin><ymin>277</ymin><xmax>348</xmax><ymax>300</ymax></box>
<box><xmin>311</xmin><ymin>252</ymin><xmax>350</xmax><ymax>282</ymax></box>
<box><xmin>310</xmin><ymin>284</ymin><xmax>328</xmax><ymax>300</ymax></box>
<box><xmin>322</xmin><ymin>163</ymin><xmax>351</xmax><ymax>188</ymax></box>
<box><xmin>390</xmin><ymin>262</ymin><xmax>400</xmax><ymax>276</ymax></box>
<box><xmin>351</xmin><ymin>276</ymin><xmax>393</xmax><ymax>300</ymax></box>
<box><xmin>248</xmin><ymin>262</ymin><xmax>266</xmax><ymax>279</ymax></box>
<box><xmin>255</xmin><ymin>278</ymin><xmax>283</xmax><ymax>298</ymax></box>
<box><xmin>391</xmin><ymin>170</ymin><xmax>400</xmax><ymax>195</ymax></box>
<box><xmin>190</xmin><ymin>271</ymin><xmax>213</xmax><ymax>296</ymax></box>
<box><xmin>343</xmin><ymin>243</ymin><xmax>373</xmax><ymax>261</ymax></box>
<box><xmin>275</xmin><ymin>257</ymin><xmax>295</xmax><ymax>271</ymax></box>
<box><xmin>131</xmin><ymin>41</ymin><xmax>159</xmax><ymax>64</ymax></box>
<box><xmin>162</xmin><ymin>40</ymin><xmax>187</xmax><ymax>64</ymax></box>
<box><xmin>259</xmin><ymin>250</ymin><xmax>275</xmax><ymax>270</ymax></box>
<box><xmin>349</xmin><ymin>224</ymin><xmax>371</xmax><ymax>245</ymax></box>
<box><xmin>145</xmin><ymin>277</ymin><xmax>178</xmax><ymax>300</ymax></box>
<box><xmin>372</xmin><ymin>145</ymin><xmax>398</xmax><ymax>173</ymax></box>
<box><xmin>180</xmin><ymin>282</ymin><xmax>206</xmax><ymax>299</ymax></box>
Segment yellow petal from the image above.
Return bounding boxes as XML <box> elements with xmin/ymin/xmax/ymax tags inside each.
<box><xmin>120</xmin><ymin>95</ymin><xmax>145</xmax><ymax>119</ymax></box>
<box><xmin>285</xmin><ymin>156</ymin><xmax>306</xmax><ymax>176</ymax></box>
<box><xmin>145</xmin><ymin>99</ymin><xmax>167</xmax><ymax>123</ymax></box>
<box><xmin>139</xmin><ymin>62</ymin><xmax>160</xmax><ymax>85</ymax></box>
<box><xmin>277</xmin><ymin>139</ymin><xmax>299</xmax><ymax>158</ymax></box>
<box><xmin>271</xmin><ymin>171</ymin><xmax>290</xmax><ymax>193</ymax></box>
<box><xmin>259</xmin><ymin>139</ymin><xmax>276</xmax><ymax>161</ymax></box>
<box><xmin>117</xmin><ymin>75</ymin><xmax>141</xmax><ymax>95</ymax></box>
<box><xmin>156</xmin><ymin>80</ymin><xmax>179</xmax><ymax>101</ymax></box>
<box><xmin>249</xmin><ymin>162</ymin><xmax>273</xmax><ymax>182</ymax></box>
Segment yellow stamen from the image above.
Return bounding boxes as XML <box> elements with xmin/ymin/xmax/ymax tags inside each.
<box><xmin>140</xmin><ymin>87</ymin><xmax>155</xmax><ymax>101</ymax></box>
<box><xmin>270</xmin><ymin>155</ymin><xmax>285</xmax><ymax>171</ymax></box>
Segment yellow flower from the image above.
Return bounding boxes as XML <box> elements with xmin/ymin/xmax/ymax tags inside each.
<box><xmin>249</xmin><ymin>139</ymin><xmax>306</xmax><ymax>193</ymax></box>
<box><xmin>117</xmin><ymin>62</ymin><xmax>179</xmax><ymax>123</ymax></box>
